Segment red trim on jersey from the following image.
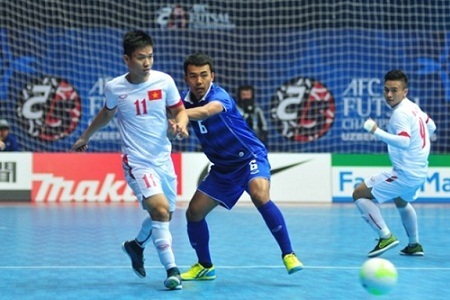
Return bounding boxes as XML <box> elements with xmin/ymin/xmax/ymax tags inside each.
<box><xmin>398</xmin><ymin>131</ymin><xmax>410</xmax><ymax>138</ymax></box>
<box><xmin>167</xmin><ymin>99</ymin><xmax>184</xmax><ymax>109</ymax></box>
<box><xmin>148</xmin><ymin>89</ymin><xmax>162</xmax><ymax>100</ymax></box>
<box><xmin>122</xmin><ymin>154</ymin><xmax>135</xmax><ymax>179</ymax></box>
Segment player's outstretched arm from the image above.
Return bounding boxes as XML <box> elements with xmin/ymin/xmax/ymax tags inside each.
<box><xmin>186</xmin><ymin>101</ymin><xmax>223</xmax><ymax>121</ymax></box>
<box><xmin>70</xmin><ymin>106</ymin><xmax>116</xmax><ymax>152</ymax></box>
<box><xmin>363</xmin><ymin>117</ymin><xmax>409</xmax><ymax>149</ymax></box>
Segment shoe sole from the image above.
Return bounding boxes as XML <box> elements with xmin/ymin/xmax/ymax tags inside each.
<box><xmin>287</xmin><ymin>265</ymin><xmax>304</xmax><ymax>275</ymax></box>
<box><xmin>121</xmin><ymin>242</ymin><xmax>146</xmax><ymax>278</ymax></box>
<box><xmin>165</xmin><ymin>276</ymin><xmax>182</xmax><ymax>290</ymax></box>
<box><xmin>368</xmin><ymin>240</ymin><xmax>399</xmax><ymax>257</ymax></box>
<box><xmin>180</xmin><ymin>274</ymin><xmax>216</xmax><ymax>281</ymax></box>
<box><xmin>400</xmin><ymin>251</ymin><xmax>424</xmax><ymax>256</ymax></box>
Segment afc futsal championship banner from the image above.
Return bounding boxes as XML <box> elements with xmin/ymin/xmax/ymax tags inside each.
<box><xmin>0</xmin><ymin>28</ymin><xmax>448</xmax><ymax>152</ymax></box>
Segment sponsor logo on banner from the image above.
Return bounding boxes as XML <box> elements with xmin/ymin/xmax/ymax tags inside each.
<box><xmin>197</xmin><ymin>159</ymin><xmax>313</xmax><ymax>186</ymax></box>
<box><xmin>0</xmin><ymin>162</ymin><xmax>17</xmax><ymax>183</ymax></box>
<box><xmin>156</xmin><ymin>4</ymin><xmax>235</xmax><ymax>29</ymax></box>
<box><xmin>31</xmin><ymin>153</ymin><xmax>182</xmax><ymax>202</ymax></box>
<box><xmin>182</xmin><ymin>153</ymin><xmax>331</xmax><ymax>202</ymax></box>
<box><xmin>420</xmin><ymin>170</ymin><xmax>450</xmax><ymax>196</ymax></box>
<box><xmin>17</xmin><ymin>76</ymin><xmax>81</xmax><ymax>141</ymax></box>
<box><xmin>332</xmin><ymin>154</ymin><xmax>450</xmax><ymax>202</ymax></box>
<box><xmin>333</xmin><ymin>167</ymin><xmax>450</xmax><ymax>202</ymax></box>
<box><xmin>271</xmin><ymin>77</ymin><xmax>335</xmax><ymax>143</ymax></box>
<box><xmin>0</xmin><ymin>153</ymin><xmax>32</xmax><ymax>201</ymax></box>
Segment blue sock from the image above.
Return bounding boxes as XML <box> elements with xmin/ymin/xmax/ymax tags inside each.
<box><xmin>258</xmin><ymin>200</ymin><xmax>293</xmax><ymax>256</ymax></box>
<box><xmin>187</xmin><ymin>219</ymin><xmax>213</xmax><ymax>268</ymax></box>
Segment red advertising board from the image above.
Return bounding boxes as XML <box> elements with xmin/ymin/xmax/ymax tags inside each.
<box><xmin>32</xmin><ymin>153</ymin><xmax>182</xmax><ymax>202</ymax></box>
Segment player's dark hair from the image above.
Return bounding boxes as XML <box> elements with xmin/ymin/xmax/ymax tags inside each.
<box><xmin>123</xmin><ymin>30</ymin><xmax>154</xmax><ymax>57</ymax></box>
<box><xmin>384</xmin><ymin>69</ymin><xmax>408</xmax><ymax>88</ymax></box>
<box><xmin>183</xmin><ymin>52</ymin><xmax>215</xmax><ymax>74</ymax></box>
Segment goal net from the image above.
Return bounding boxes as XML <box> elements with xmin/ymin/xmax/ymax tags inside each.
<box><xmin>0</xmin><ymin>0</ymin><xmax>448</xmax><ymax>153</ymax></box>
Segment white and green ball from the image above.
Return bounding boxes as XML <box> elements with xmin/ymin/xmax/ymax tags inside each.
<box><xmin>360</xmin><ymin>258</ymin><xmax>398</xmax><ymax>296</ymax></box>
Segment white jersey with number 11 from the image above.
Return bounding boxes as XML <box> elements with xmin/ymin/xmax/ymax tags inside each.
<box><xmin>104</xmin><ymin>70</ymin><xmax>182</xmax><ymax>166</ymax></box>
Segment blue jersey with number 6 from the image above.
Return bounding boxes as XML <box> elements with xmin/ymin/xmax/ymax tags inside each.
<box><xmin>181</xmin><ymin>83</ymin><xmax>267</xmax><ymax>167</ymax></box>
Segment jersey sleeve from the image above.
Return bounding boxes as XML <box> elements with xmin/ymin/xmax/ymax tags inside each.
<box><xmin>165</xmin><ymin>76</ymin><xmax>182</xmax><ymax>107</ymax></box>
<box><xmin>374</xmin><ymin>127</ymin><xmax>410</xmax><ymax>149</ymax></box>
<box><xmin>210</xmin><ymin>88</ymin><xmax>234</xmax><ymax>112</ymax></box>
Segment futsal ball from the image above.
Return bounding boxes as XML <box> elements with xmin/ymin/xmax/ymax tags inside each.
<box><xmin>359</xmin><ymin>258</ymin><xmax>398</xmax><ymax>296</ymax></box>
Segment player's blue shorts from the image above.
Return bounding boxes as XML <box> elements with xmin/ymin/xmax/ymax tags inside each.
<box><xmin>198</xmin><ymin>155</ymin><xmax>271</xmax><ymax>209</ymax></box>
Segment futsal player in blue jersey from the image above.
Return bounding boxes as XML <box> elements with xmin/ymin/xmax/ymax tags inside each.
<box><xmin>179</xmin><ymin>52</ymin><xmax>303</xmax><ymax>281</ymax></box>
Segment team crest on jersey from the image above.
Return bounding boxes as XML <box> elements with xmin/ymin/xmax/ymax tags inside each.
<box><xmin>148</xmin><ymin>89</ymin><xmax>162</xmax><ymax>101</ymax></box>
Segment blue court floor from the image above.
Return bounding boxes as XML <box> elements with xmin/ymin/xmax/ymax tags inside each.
<box><xmin>0</xmin><ymin>202</ymin><xmax>449</xmax><ymax>300</ymax></box>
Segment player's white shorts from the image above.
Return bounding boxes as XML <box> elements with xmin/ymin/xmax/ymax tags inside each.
<box><xmin>365</xmin><ymin>170</ymin><xmax>424</xmax><ymax>203</ymax></box>
<box><xmin>122</xmin><ymin>156</ymin><xmax>177</xmax><ymax>212</ymax></box>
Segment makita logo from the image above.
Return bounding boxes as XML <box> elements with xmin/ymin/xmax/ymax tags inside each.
<box><xmin>33</xmin><ymin>173</ymin><xmax>136</xmax><ymax>202</ymax></box>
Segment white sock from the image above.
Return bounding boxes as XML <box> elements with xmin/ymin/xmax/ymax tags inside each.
<box><xmin>136</xmin><ymin>216</ymin><xmax>153</xmax><ymax>247</ymax></box>
<box><xmin>355</xmin><ymin>198</ymin><xmax>391</xmax><ymax>238</ymax></box>
<box><xmin>397</xmin><ymin>203</ymin><xmax>419</xmax><ymax>245</ymax></box>
<box><xmin>152</xmin><ymin>221</ymin><xmax>176</xmax><ymax>270</ymax></box>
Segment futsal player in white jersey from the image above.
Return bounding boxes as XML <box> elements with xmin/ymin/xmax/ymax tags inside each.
<box><xmin>71</xmin><ymin>30</ymin><xmax>189</xmax><ymax>290</ymax></box>
<box><xmin>353</xmin><ymin>69</ymin><xmax>436</xmax><ymax>258</ymax></box>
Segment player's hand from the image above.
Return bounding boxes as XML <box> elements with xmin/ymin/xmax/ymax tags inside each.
<box><xmin>71</xmin><ymin>138</ymin><xmax>89</xmax><ymax>152</ymax></box>
<box><xmin>0</xmin><ymin>140</ymin><xmax>5</xmax><ymax>151</ymax></box>
<box><xmin>168</xmin><ymin>119</ymin><xmax>189</xmax><ymax>140</ymax></box>
<box><xmin>363</xmin><ymin>118</ymin><xmax>378</xmax><ymax>133</ymax></box>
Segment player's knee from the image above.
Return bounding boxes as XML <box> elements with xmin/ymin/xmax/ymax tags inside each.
<box><xmin>251</xmin><ymin>196</ymin><xmax>268</xmax><ymax>208</ymax></box>
<box><xmin>352</xmin><ymin>183</ymin><xmax>369</xmax><ymax>201</ymax></box>
<box><xmin>185</xmin><ymin>209</ymin><xmax>194</xmax><ymax>221</ymax></box>
<box><xmin>352</xmin><ymin>189</ymin><xmax>360</xmax><ymax>201</ymax></box>
<box><xmin>249</xmin><ymin>190</ymin><xmax>269</xmax><ymax>206</ymax></box>
<box><xmin>149</xmin><ymin>206</ymin><xmax>170</xmax><ymax>221</ymax></box>
<box><xmin>186</xmin><ymin>205</ymin><xmax>204</xmax><ymax>222</ymax></box>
